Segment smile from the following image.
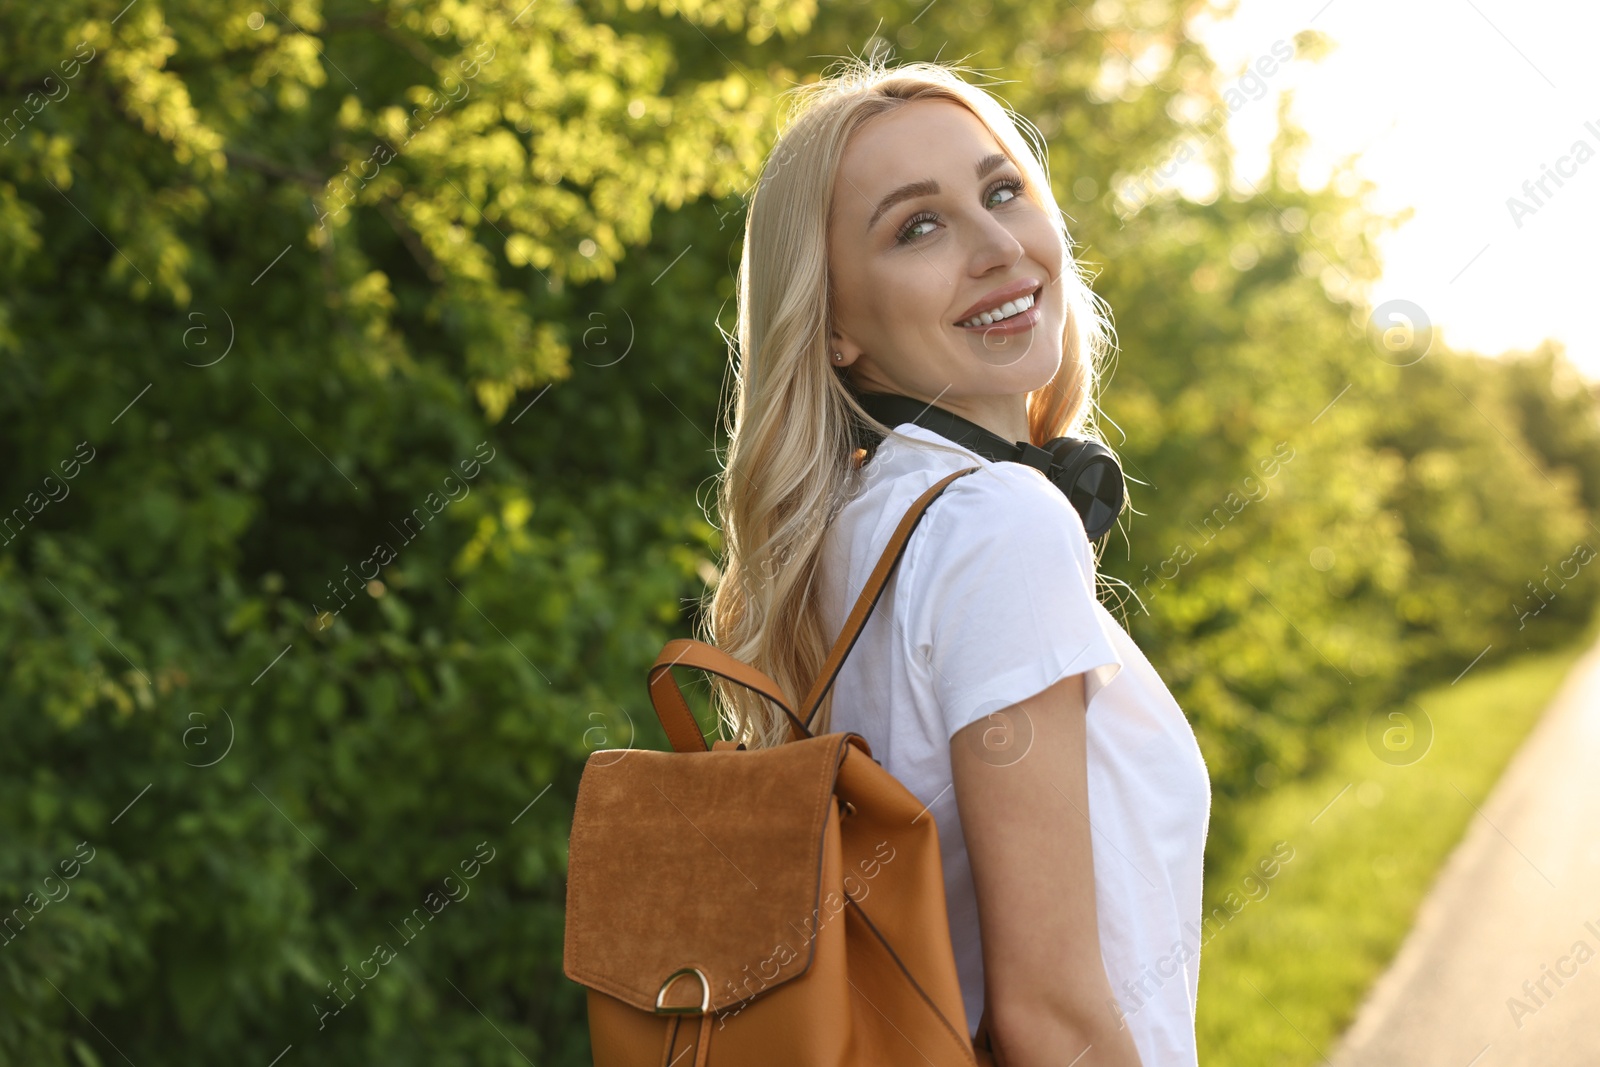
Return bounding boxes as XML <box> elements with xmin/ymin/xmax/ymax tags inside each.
<box><xmin>955</xmin><ymin>287</ymin><xmax>1041</xmax><ymax>330</ymax></box>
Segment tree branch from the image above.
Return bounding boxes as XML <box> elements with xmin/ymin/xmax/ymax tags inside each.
<box><xmin>225</xmin><ymin>148</ymin><xmax>322</xmax><ymax>187</ymax></box>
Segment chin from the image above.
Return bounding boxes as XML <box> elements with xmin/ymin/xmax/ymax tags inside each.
<box><xmin>987</xmin><ymin>337</ymin><xmax>1064</xmax><ymax>389</ymax></box>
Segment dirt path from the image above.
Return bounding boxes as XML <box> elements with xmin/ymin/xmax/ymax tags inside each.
<box><xmin>1328</xmin><ymin>637</ymin><xmax>1600</xmax><ymax>1066</ymax></box>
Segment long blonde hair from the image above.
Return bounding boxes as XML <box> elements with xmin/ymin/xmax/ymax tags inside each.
<box><xmin>698</xmin><ymin>56</ymin><xmax>1118</xmax><ymax>749</ymax></box>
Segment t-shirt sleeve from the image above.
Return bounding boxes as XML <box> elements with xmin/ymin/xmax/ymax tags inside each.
<box><xmin>900</xmin><ymin>463</ymin><xmax>1125</xmax><ymax>741</ymax></box>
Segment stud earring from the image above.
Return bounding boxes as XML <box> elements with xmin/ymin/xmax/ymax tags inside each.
<box><xmin>833</xmin><ymin>352</ymin><xmax>843</xmax><ymax>362</ymax></box>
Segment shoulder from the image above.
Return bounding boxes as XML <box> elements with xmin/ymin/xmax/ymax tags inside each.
<box><xmin>936</xmin><ymin>460</ymin><xmax>1069</xmax><ymax>512</ymax></box>
<box><xmin>910</xmin><ymin>461</ymin><xmax>1098</xmax><ymax>581</ymax></box>
<box><xmin>929</xmin><ymin>461</ymin><xmax>1091</xmax><ymax>545</ymax></box>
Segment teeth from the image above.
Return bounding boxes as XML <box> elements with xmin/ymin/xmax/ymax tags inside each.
<box><xmin>958</xmin><ymin>291</ymin><xmax>1035</xmax><ymax>328</ymax></box>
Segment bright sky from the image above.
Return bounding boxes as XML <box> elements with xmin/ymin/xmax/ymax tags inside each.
<box><xmin>1187</xmin><ymin>0</ymin><xmax>1600</xmax><ymax>379</ymax></box>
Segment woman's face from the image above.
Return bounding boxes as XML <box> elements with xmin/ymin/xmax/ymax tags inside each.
<box><xmin>827</xmin><ymin>98</ymin><xmax>1069</xmax><ymax>440</ymax></box>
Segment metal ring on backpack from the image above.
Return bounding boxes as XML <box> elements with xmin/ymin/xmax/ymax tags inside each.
<box><xmin>655</xmin><ymin>965</ymin><xmax>711</xmax><ymax>1014</ymax></box>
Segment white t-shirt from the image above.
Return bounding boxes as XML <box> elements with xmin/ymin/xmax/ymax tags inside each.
<box><xmin>817</xmin><ymin>422</ymin><xmax>1212</xmax><ymax>1065</ymax></box>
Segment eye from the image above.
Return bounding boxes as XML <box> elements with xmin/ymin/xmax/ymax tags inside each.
<box><xmin>986</xmin><ymin>176</ymin><xmax>1026</xmax><ymax>208</ymax></box>
<box><xmin>897</xmin><ymin>211</ymin><xmax>938</xmax><ymax>243</ymax></box>
<box><xmin>894</xmin><ymin>175</ymin><xmax>1030</xmax><ymax>245</ymax></box>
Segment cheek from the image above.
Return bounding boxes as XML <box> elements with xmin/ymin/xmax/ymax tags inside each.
<box><xmin>827</xmin><ymin>245</ymin><xmax>871</xmax><ymax>320</ymax></box>
<box><xmin>1029</xmin><ymin>236</ymin><xmax>1070</xmax><ymax>327</ymax></box>
<box><xmin>1024</xmin><ymin>217</ymin><xmax>1067</xmax><ymax>279</ymax></box>
<box><xmin>843</xmin><ymin>261</ymin><xmax>926</xmax><ymax>332</ymax></box>
<box><xmin>876</xmin><ymin>274</ymin><xmax>955</xmax><ymax>345</ymax></box>
<box><xmin>888</xmin><ymin>273</ymin><xmax>942</xmax><ymax>321</ymax></box>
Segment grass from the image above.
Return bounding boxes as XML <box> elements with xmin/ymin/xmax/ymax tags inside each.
<box><xmin>1194</xmin><ymin>614</ymin><xmax>1600</xmax><ymax>1064</ymax></box>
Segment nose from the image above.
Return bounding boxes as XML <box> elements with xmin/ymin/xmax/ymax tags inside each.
<box><xmin>964</xmin><ymin>206</ymin><xmax>1026</xmax><ymax>278</ymax></box>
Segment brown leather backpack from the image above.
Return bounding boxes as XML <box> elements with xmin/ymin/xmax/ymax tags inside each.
<box><xmin>563</xmin><ymin>466</ymin><xmax>1000</xmax><ymax>1065</ymax></box>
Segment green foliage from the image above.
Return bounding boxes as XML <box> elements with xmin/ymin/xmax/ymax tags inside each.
<box><xmin>1</xmin><ymin>0</ymin><xmax>1597</xmax><ymax>1064</ymax></box>
<box><xmin>1</xmin><ymin>1</ymin><xmax>773</xmax><ymax>1062</ymax></box>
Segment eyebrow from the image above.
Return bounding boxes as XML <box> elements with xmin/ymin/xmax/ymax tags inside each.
<box><xmin>865</xmin><ymin>152</ymin><xmax>1014</xmax><ymax>235</ymax></box>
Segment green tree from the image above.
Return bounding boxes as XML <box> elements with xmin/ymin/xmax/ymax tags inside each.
<box><xmin>1</xmin><ymin>1</ymin><xmax>804</xmax><ymax>1063</ymax></box>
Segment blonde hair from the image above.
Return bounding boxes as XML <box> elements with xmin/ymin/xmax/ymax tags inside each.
<box><xmin>698</xmin><ymin>56</ymin><xmax>1118</xmax><ymax>749</ymax></box>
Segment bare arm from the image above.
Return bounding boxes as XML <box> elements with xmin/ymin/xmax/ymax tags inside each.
<box><xmin>950</xmin><ymin>670</ymin><xmax>1144</xmax><ymax>1067</ymax></box>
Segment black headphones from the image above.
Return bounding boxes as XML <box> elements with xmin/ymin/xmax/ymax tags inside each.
<box><xmin>849</xmin><ymin>390</ymin><xmax>1126</xmax><ymax>542</ymax></box>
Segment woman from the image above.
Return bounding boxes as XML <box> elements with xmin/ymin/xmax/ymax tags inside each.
<box><xmin>700</xmin><ymin>58</ymin><xmax>1211</xmax><ymax>1067</ymax></box>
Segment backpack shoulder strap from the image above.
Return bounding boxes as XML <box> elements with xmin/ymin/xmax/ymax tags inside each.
<box><xmin>799</xmin><ymin>465</ymin><xmax>983</xmax><ymax>729</ymax></box>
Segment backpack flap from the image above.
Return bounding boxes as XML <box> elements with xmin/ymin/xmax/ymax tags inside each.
<box><xmin>563</xmin><ymin>732</ymin><xmax>859</xmax><ymax>1015</ymax></box>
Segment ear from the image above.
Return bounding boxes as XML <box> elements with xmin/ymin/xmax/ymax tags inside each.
<box><xmin>828</xmin><ymin>330</ymin><xmax>860</xmax><ymax>368</ymax></box>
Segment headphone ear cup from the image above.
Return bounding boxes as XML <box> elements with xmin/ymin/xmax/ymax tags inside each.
<box><xmin>1045</xmin><ymin>437</ymin><xmax>1125</xmax><ymax>541</ymax></box>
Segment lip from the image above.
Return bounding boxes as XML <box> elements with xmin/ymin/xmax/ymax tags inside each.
<box><xmin>952</xmin><ymin>278</ymin><xmax>1042</xmax><ymax>328</ymax></box>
